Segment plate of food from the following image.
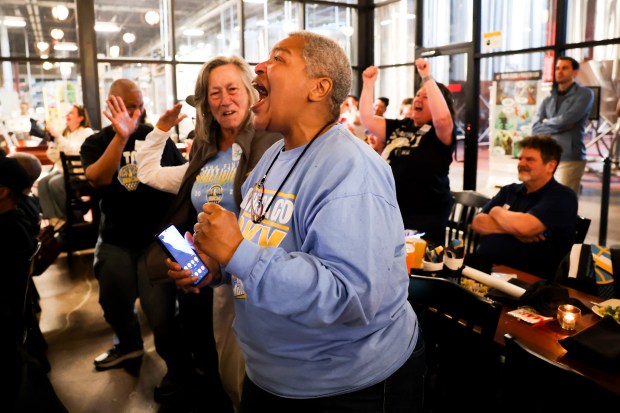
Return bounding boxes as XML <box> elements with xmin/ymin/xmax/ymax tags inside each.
<box><xmin>591</xmin><ymin>298</ymin><xmax>620</xmax><ymax>323</ymax></box>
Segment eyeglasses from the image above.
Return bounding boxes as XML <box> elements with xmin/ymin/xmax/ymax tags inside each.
<box><xmin>248</xmin><ymin>121</ymin><xmax>334</xmax><ymax>224</ymax></box>
<box><xmin>250</xmin><ymin>180</ymin><xmax>266</xmax><ymax>223</ymax></box>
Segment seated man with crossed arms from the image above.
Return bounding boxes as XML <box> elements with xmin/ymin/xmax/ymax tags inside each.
<box><xmin>471</xmin><ymin>135</ymin><xmax>578</xmax><ymax>280</ymax></box>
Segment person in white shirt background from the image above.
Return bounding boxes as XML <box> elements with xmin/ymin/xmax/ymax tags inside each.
<box><xmin>37</xmin><ymin>104</ymin><xmax>93</xmax><ymax>229</ymax></box>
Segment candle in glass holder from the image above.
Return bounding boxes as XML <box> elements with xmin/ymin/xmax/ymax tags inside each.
<box><xmin>557</xmin><ymin>304</ymin><xmax>581</xmax><ymax>331</ymax></box>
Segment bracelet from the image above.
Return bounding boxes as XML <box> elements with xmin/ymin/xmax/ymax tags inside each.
<box><xmin>422</xmin><ymin>75</ymin><xmax>433</xmax><ymax>83</ymax></box>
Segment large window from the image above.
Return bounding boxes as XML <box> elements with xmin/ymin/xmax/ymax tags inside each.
<box><xmin>374</xmin><ymin>0</ymin><xmax>415</xmax><ymax>66</ymax></box>
<box><xmin>375</xmin><ymin>66</ymin><xmax>415</xmax><ymax>119</ymax></box>
<box><xmin>175</xmin><ymin>63</ymin><xmax>201</xmax><ymax>139</ymax></box>
<box><xmin>566</xmin><ymin>45</ymin><xmax>620</xmax><ymax>129</ymax></box>
<box><xmin>567</xmin><ymin>0</ymin><xmax>620</xmax><ymax>43</ymax></box>
<box><xmin>175</xmin><ymin>0</ymin><xmax>240</xmax><ymax>63</ymax></box>
<box><xmin>244</xmin><ymin>1</ymin><xmax>301</xmax><ymax>64</ymax></box>
<box><xmin>305</xmin><ymin>3</ymin><xmax>358</xmax><ymax>67</ymax></box>
<box><xmin>480</xmin><ymin>0</ymin><xmax>554</xmax><ymax>52</ymax></box>
<box><xmin>98</xmin><ymin>62</ymin><xmax>174</xmax><ymax>127</ymax></box>
<box><xmin>0</xmin><ymin>0</ymin><xmax>79</xmax><ymax>59</ymax></box>
<box><xmin>422</xmin><ymin>0</ymin><xmax>472</xmax><ymax>47</ymax></box>
<box><xmin>0</xmin><ymin>61</ymin><xmax>82</xmax><ymax>142</ymax></box>
<box><xmin>95</xmin><ymin>0</ymin><xmax>170</xmax><ymax>60</ymax></box>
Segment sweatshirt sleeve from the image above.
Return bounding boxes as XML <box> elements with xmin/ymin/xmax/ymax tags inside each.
<box><xmin>136</xmin><ymin>127</ymin><xmax>188</xmax><ymax>194</ymax></box>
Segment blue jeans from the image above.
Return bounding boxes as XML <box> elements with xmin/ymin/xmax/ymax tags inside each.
<box><xmin>240</xmin><ymin>338</ymin><xmax>427</xmax><ymax>413</ymax></box>
<box><xmin>93</xmin><ymin>239</ymin><xmax>192</xmax><ymax>374</ymax></box>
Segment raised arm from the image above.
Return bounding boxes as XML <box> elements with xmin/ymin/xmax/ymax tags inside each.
<box><xmin>415</xmin><ymin>58</ymin><xmax>454</xmax><ymax>146</ymax></box>
<box><xmin>136</xmin><ymin>103</ymin><xmax>188</xmax><ymax>194</ymax></box>
<box><xmin>84</xmin><ymin>95</ymin><xmax>140</xmax><ymax>188</ymax></box>
<box><xmin>359</xmin><ymin>66</ymin><xmax>387</xmax><ymax>141</ymax></box>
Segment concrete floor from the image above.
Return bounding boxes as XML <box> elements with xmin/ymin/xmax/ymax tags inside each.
<box><xmin>34</xmin><ymin>148</ymin><xmax>619</xmax><ymax>413</ymax></box>
<box><xmin>36</xmin><ymin>250</ymin><xmax>166</xmax><ymax>413</ymax></box>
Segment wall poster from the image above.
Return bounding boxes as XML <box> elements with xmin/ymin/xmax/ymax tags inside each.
<box><xmin>489</xmin><ymin>70</ymin><xmax>542</xmax><ymax>159</ymax></box>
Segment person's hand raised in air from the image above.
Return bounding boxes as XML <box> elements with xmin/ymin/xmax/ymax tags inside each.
<box><xmin>103</xmin><ymin>95</ymin><xmax>141</xmax><ymax>144</ymax></box>
<box><xmin>156</xmin><ymin>103</ymin><xmax>187</xmax><ymax>132</ymax></box>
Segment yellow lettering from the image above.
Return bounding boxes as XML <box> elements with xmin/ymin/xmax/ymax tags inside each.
<box><xmin>258</xmin><ymin>226</ymin><xmax>286</xmax><ymax>247</ymax></box>
<box><xmin>240</xmin><ymin>216</ymin><xmax>262</xmax><ymax>239</ymax></box>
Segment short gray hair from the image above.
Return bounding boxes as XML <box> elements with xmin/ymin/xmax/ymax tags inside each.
<box><xmin>192</xmin><ymin>55</ymin><xmax>257</xmax><ymax>143</ymax></box>
<box><xmin>288</xmin><ymin>31</ymin><xmax>352</xmax><ymax>120</ymax></box>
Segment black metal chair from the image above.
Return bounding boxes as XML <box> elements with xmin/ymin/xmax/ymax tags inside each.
<box><xmin>501</xmin><ymin>333</ymin><xmax>619</xmax><ymax>411</ymax></box>
<box><xmin>445</xmin><ymin>190</ymin><xmax>490</xmax><ymax>255</ymax></box>
<box><xmin>408</xmin><ymin>274</ymin><xmax>503</xmax><ymax>412</ymax></box>
<box><xmin>575</xmin><ymin>215</ymin><xmax>591</xmax><ymax>244</ymax></box>
<box><xmin>59</xmin><ymin>152</ymin><xmax>100</xmax><ymax>260</ymax></box>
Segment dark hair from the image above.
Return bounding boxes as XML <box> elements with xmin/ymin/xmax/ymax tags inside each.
<box><xmin>518</xmin><ymin>134</ymin><xmax>563</xmax><ymax>166</ymax></box>
<box><xmin>557</xmin><ymin>56</ymin><xmax>579</xmax><ymax>71</ymax></box>
<box><xmin>416</xmin><ymin>82</ymin><xmax>455</xmax><ymax>119</ymax></box>
<box><xmin>378</xmin><ymin>97</ymin><xmax>389</xmax><ymax>107</ymax></box>
<box><xmin>401</xmin><ymin>97</ymin><xmax>413</xmax><ymax>106</ymax></box>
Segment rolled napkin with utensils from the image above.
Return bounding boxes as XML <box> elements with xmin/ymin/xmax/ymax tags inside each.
<box><xmin>462</xmin><ymin>265</ymin><xmax>527</xmax><ymax>298</ymax></box>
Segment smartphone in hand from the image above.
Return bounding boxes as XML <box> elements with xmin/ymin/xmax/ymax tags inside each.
<box><xmin>156</xmin><ymin>224</ymin><xmax>209</xmax><ymax>286</ymax></box>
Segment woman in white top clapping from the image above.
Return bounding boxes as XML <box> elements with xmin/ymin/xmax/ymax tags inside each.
<box><xmin>38</xmin><ymin>104</ymin><xmax>93</xmax><ymax>227</ymax></box>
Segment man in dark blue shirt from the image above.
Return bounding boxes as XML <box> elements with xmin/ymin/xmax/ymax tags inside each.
<box><xmin>472</xmin><ymin>135</ymin><xmax>578</xmax><ymax>279</ymax></box>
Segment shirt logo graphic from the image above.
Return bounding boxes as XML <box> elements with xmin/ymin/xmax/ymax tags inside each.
<box><xmin>207</xmin><ymin>184</ymin><xmax>224</xmax><ymax>203</ymax></box>
<box><xmin>118</xmin><ymin>163</ymin><xmax>139</xmax><ymax>191</ymax></box>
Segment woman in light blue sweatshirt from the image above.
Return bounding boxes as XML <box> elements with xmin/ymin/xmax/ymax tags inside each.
<box><xmin>168</xmin><ymin>31</ymin><xmax>425</xmax><ymax>412</ymax></box>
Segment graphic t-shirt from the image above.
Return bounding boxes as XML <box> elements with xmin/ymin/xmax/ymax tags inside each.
<box><xmin>191</xmin><ymin>143</ymin><xmax>240</xmax><ymax>214</ymax></box>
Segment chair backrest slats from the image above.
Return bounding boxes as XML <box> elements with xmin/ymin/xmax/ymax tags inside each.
<box><xmin>445</xmin><ymin>190</ymin><xmax>490</xmax><ymax>254</ymax></box>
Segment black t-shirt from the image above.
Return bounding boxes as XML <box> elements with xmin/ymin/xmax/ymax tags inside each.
<box><xmin>80</xmin><ymin>124</ymin><xmax>187</xmax><ymax>250</ymax></box>
<box><xmin>384</xmin><ymin>118</ymin><xmax>455</xmax><ymax>215</ymax></box>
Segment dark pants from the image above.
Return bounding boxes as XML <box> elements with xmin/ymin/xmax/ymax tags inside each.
<box><xmin>240</xmin><ymin>338</ymin><xmax>426</xmax><ymax>413</ymax></box>
<box><xmin>177</xmin><ymin>288</ymin><xmax>234</xmax><ymax>412</ymax></box>
<box><xmin>94</xmin><ymin>240</ymin><xmax>192</xmax><ymax>375</ymax></box>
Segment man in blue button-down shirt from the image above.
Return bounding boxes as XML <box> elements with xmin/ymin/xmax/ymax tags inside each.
<box><xmin>531</xmin><ymin>56</ymin><xmax>594</xmax><ymax>195</ymax></box>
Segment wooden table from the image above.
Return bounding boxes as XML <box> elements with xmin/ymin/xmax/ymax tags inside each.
<box><xmin>13</xmin><ymin>144</ymin><xmax>52</xmax><ymax>165</ymax></box>
<box><xmin>492</xmin><ymin>265</ymin><xmax>620</xmax><ymax>397</ymax></box>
